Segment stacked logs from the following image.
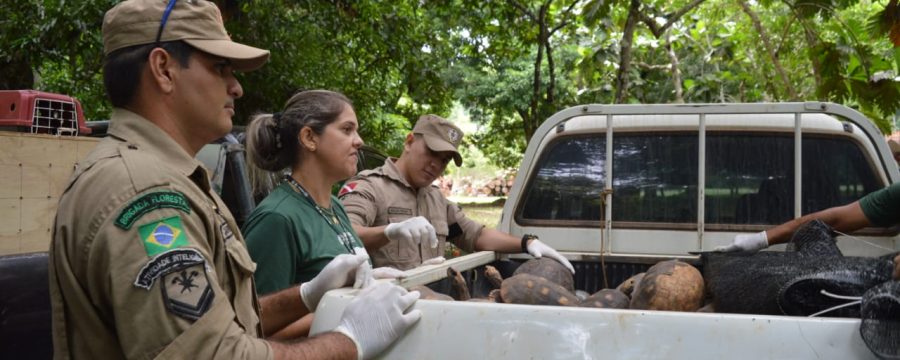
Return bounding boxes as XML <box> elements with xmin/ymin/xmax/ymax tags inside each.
<box><xmin>443</xmin><ymin>170</ymin><xmax>518</xmax><ymax>198</ymax></box>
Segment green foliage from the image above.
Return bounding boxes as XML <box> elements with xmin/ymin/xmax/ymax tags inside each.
<box><xmin>2</xmin><ymin>0</ymin><xmax>898</xmax><ymax>168</ymax></box>
<box><xmin>225</xmin><ymin>0</ymin><xmax>456</xmax><ymax>154</ymax></box>
<box><xmin>1</xmin><ymin>0</ymin><xmax>115</xmax><ymax>119</ymax></box>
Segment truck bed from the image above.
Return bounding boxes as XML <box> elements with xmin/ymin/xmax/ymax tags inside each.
<box><xmin>310</xmin><ymin>251</ymin><xmax>878</xmax><ymax>359</ymax></box>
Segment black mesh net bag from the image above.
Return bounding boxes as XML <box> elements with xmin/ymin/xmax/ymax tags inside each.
<box><xmin>703</xmin><ymin>220</ymin><xmax>893</xmax><ymax>316</ymax></box>
<box><xmin>859</xmin><ymin>280</ymin><xmax>900</xmax><ymax>359</ymax></box>
<box><xmin>784</xmin><ymin>219</ymin><xmax>842</xmax><ymax>257</ymax></box>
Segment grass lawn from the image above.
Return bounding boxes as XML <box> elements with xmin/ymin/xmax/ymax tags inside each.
<box><xmin>452</xmin><ymin>196</ymin><xmax>506</xmax><ymax>227</ymax></box>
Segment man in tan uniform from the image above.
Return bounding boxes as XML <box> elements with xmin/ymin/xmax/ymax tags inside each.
<box><xmin>340</xmin><ymin>115</ymin><xmax>575</xmax><ymax>273</ymax></box>
<box><xmin>49</xmin><ymin>1</ymin><xmax>419</xmax><ymax>359</ymax></box>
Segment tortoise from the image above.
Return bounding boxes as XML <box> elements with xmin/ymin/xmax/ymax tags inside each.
<box><xmin>630</xmin><ymin>260</ymin><xmax>705</xmax><ymax>312</ymax></box>
<box><xmin>579</xmin><ymin>289</ymin><xmax>630</xmax><ymax>309</ymax></box>
<box><xmin>409</xmin><ymin>285</ymin><xmax>454</xmax><ymax>301</ymax></box>
<box><xmin>447</xmin><ymin>267</ymin><xmax>471</xmax><ymax>301</ymax></box>
<box><xmin>513</xmin><ymin>258</ymin><xmax>575</xmax><ymax>292</ymax></box>
<box><xmin>500</xmin><ymin>273</ymin><xmax>578</xmax><ymax>307</ymax></box>
<box><xmin>487</xmin><ymin>289</ymin><xmax>503</xmax><ymax>303</ymax></box>
<box><xmin>616</xmin><ymin>272</ymin><xmax>645</xmax><ymax>298</ymax></box>
<box><xmin>484</xmin><ymin>265</ymin><xmax>504</xmax><ymax>289</ymax></box>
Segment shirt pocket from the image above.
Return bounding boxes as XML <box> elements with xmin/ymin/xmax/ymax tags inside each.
<box><xmin>224</xmin><ymin>238</ymin><xmax>256</xmax><ymax>277</ymax></box>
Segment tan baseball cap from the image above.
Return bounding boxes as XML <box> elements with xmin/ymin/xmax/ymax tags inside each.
<box><xmin>102</xmin><ymin>0</ymin><xmax>270</xmax><ymax>71</ymax></box>
<box><xmin>413</xmin><ymin>114</ymin><xmax>463</xmax><ymax>166</ymax></box>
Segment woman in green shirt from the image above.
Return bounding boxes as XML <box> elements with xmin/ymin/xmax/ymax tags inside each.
<box><xmin>242</xmin><ymin>90</ymin><xmax>400</xmax><ymax>339</ymax></box>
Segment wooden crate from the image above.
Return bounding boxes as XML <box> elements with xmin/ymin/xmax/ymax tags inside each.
<box><xmin>0</xmin><ymin>132</ymin><xmax>98</xmax><ymax>255</ymax></box>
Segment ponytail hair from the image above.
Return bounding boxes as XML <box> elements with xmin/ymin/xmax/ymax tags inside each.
<box><xmin>244</xmin><ymin>90</ymin><xmax>353</xmax><ymax>197</ymax></box>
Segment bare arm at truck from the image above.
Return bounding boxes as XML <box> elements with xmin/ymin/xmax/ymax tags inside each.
<box><xmin>764</xmin><ymin>202</ymin><xmax>871</xmax><ymax>246</ymax></box>
<box><xmin>718</xmin><ymin>182</ymin><xmax>900</xmax><ymax>252</ymax></box>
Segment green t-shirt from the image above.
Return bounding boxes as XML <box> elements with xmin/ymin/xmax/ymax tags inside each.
<box><xmin>243</xmin><ymin>183</ymin><xmax>364</xmax><ymax>295</ymax></box>
<box><xmin>859</xmin><ymin>182</ymin><xmax>900</xmax><ymax>227</ymax></box>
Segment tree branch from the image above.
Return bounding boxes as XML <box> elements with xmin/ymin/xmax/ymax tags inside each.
<box><xmin>641</xmin><ymin>0</ymin><xmax>707</xmax><ymax>38</ymax></box>
<box><xmin>550</xmin><ymin>0</ymin><xmax>581</xmax><ymax>34</ymax></box>
<box><xmin>738</xmin><ymin>0</ymin><xmax>799</xmax><ymax>100</ymax></box>
<box><xmin>615</xmin><ymin>0</ymin><xmax>641</xmax><ymax>103</ymax></box>
<box><xmin>665</xmin><ymin>30</ymin><xmax>684</xmax><ymax>103</ymax></box>
<box><xmin>506</xmin><ymin>0</ymin><xmax>537</xmax><ymax>22</ymax></box>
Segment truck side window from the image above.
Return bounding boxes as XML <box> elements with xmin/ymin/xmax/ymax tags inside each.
<box><xmin>520</xmin><ymin>131</ymin><xmax>882</xmax><ymax>228</ymax></box>
<box><xmin>705</xmin><ymin>133</ymin><xmax>882</xmax><ymax>226</ymax></box>
<box><xmin>519</xmin><ymin>133</ymin><xmax>700</xmax><ymax>224</ymax></box>
<box><xmin>520</xmin><ymin>136</ymin><xmax>605</xmax><ymax>221</ymax></box>
<box><xmin>800</xmin><ymin>136</ymin><xmax>881</xmax><ymax>213</ymax></box>
<box><xmin>612</xmin><ymin>133</ymin><xmax>698</xmax><ymax>223</ymax></box>
<box><xmin>706</xmin><ymin>134</ymin><xmax>794</xmax><ymax>225</ymax></box>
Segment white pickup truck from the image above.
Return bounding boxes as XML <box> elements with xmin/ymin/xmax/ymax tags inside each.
<box><xmin>312</xmin><ymin>102</ymin><xmax>899</xmax><ymax>359</ymax></box>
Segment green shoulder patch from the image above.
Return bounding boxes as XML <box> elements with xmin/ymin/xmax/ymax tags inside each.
<box><xmin>139</xmin><ymin>216</ymin><xmax>190</xmax><ymax>257</ymax></box>
<box><xmin>116</xmin><ymin>191</ymin><xmax>191</xmax><ymax>229</ymax></box>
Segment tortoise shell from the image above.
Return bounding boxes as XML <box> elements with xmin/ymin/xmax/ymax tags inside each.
<box><xmin>630</xmin><ymin>260</ymin><xmax>704</xmax><ymax>312</ymax></box>
<box><xmin>579</xmin><ymin>289</ymin><xmax>630</xmax><ymax>309</ymax></box>
<box><xmin>513</xmin><ymin>258</ymin><xmax>575</xmax><ymax>292</ymax></box>
<box><xmin>501</xmin><ymin>273</ymin><xmax>578</xmax><ymax>307</ymax></box>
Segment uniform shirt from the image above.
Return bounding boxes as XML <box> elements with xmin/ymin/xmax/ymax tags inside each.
<box><xmin>243</xmin><ymin>183</ymin><xmax>364</xmax><ymax>294</ymax></box>
<box><xmin>859</xmin><ymin>182</ymin><xmax>900</xmax><ymax>227</ymax></box>
<box><xmin>340</xmin><ymin>159</ymin><xmax>483</xmax><ymax>270</ymax></box>
<box><xmin>48</xmin><ymin>109</ymin><xmax>272</xmax><ymax>359</ymax></box>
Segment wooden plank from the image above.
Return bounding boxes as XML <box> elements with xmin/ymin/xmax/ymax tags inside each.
<box><xmin>50</xmin><ymin>163</ymin><xmax>76</xmax><ymax>198</ymax></box>
<box><xmin>21</xmin><ymin>164</ymin><xmax>50</xmax><ymax>199</ymax></box>
<box><xmin>17</xmin><ymin>136</ymin><xmax>53</xmax><ymax>166</ymax></box>
<box><xmin>0</xmin><ymin>164</ymin><xmax>20</xmax><ymax>199</ymax></box>
<box><xmin>0</xmin><ymin>198</ymin><xmax>20</xmax><ymax>255</ymax></box>
<box><xmin>0</xmin><ymin>132</ymin><xmax>100</xmax><ymax>254</ymax></box>
<box><xmin>77</xmin><ymin>137</ymin><xmax>99</xmax><ymax>161</ymax></box>
<box><xmin>20</xmin><ymin>198</ymin><xmax>52</xmax><ymax>253</ymax></box>
<box><xmin>0</xmin><ymin>134</ymin><xmax>22</xmax><ymax>165</ymax></box>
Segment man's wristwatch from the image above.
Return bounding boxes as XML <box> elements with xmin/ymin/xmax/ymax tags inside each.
<box><xmin>521</xmin><ymin>234</ymin><xmax>538</xmax><ymax>253</ymax></box>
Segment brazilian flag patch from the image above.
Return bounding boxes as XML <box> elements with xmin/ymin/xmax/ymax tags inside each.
<box><xmin>138</xmin><ymin>216</ymin><xmax>189</xmax><ymax>257</ymax></box>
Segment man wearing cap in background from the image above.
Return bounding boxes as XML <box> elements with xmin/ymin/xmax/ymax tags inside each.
<box><xmin>49</xmin><ymin>1</ymin><xmax>419</xmax><ymax>359</ymax></box>
<box><xmin>340</xmin><ymin>114</ymin><xmax>574</xmax><ymax>273</ymax></box>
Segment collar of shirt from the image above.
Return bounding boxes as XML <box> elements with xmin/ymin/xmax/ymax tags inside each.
<box><xmin>381</xmin><ymin>157</ymin><xmax>416</xmax><ymax>190</ymax></box>
<box><xmin>107</xmin><ymin>108</ymin><xmax>207</xmax><ymax>178</ymax></box>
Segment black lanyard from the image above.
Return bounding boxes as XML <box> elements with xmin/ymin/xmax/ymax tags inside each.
<box><xmin>284</xmin><ymin>175</ymin><xmax>356</xmax><ymax>255</ymax></box>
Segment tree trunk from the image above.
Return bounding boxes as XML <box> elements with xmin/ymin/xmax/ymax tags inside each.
<box><xmin>738</xmin><ymin>0</ymin><xmax>799</xmax><ymax>100</ymax></box>
<box><xmin>800</xmin><ymin>20</ymin><xmax>823</xmax><ymax>97</ymax></box>
<box><xmin>615</xmin><ymin>0</ymin><xmax>641</xmax><ymax>104</ymax></box>
<box><xmin>665</xmin><ymin>30</ymin><xmax>684</xmax><ymax>103</ymax></box>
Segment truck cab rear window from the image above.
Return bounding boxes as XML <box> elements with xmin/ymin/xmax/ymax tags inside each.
<box><xmin>518</xmin><ymin>133</ymin><xmax>882</xmax><ymax>227</ymax></box>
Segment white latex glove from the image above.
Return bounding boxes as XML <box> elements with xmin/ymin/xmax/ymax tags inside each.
<box><xmin>526</xmin><ymin>239</ymin><xmax>575</xmax><ymax>274</ymax></box>
<box><xmin>351</xmin><ymin>247</ymin><xmax>375</xmax><ymax>289</ymax></box>
<box><xmin>384</xmin><ymin>216</ymin><xmax>438</xmax><ymax>249</ymax></box>
<box><xmin>421</xmin><ymin>256</ymin><xmax>446</xmax><ymax>266</ymax></box>
<box><xmin>334</xmin><ymin>282</ymin><xmax>422</xmax><ymax>360</ymax></box>
<box><xmin>299</xmin><ymin>252</ymin><xmax>370</xmax><ymax>311</ymax></box>
<box><xmin>354</xmin><ymin>261</ymin><xmax>374</xmax><ymax>290</ymax></box>
<box><xmin>714</xmin><ymin>231</ymin><xmax>769</xmax><ymax>253</ymax></box>
<box><xmin>372</xmin><ymin>267</ymin><xmax>407</xmax><ymax>280</ymax></box>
